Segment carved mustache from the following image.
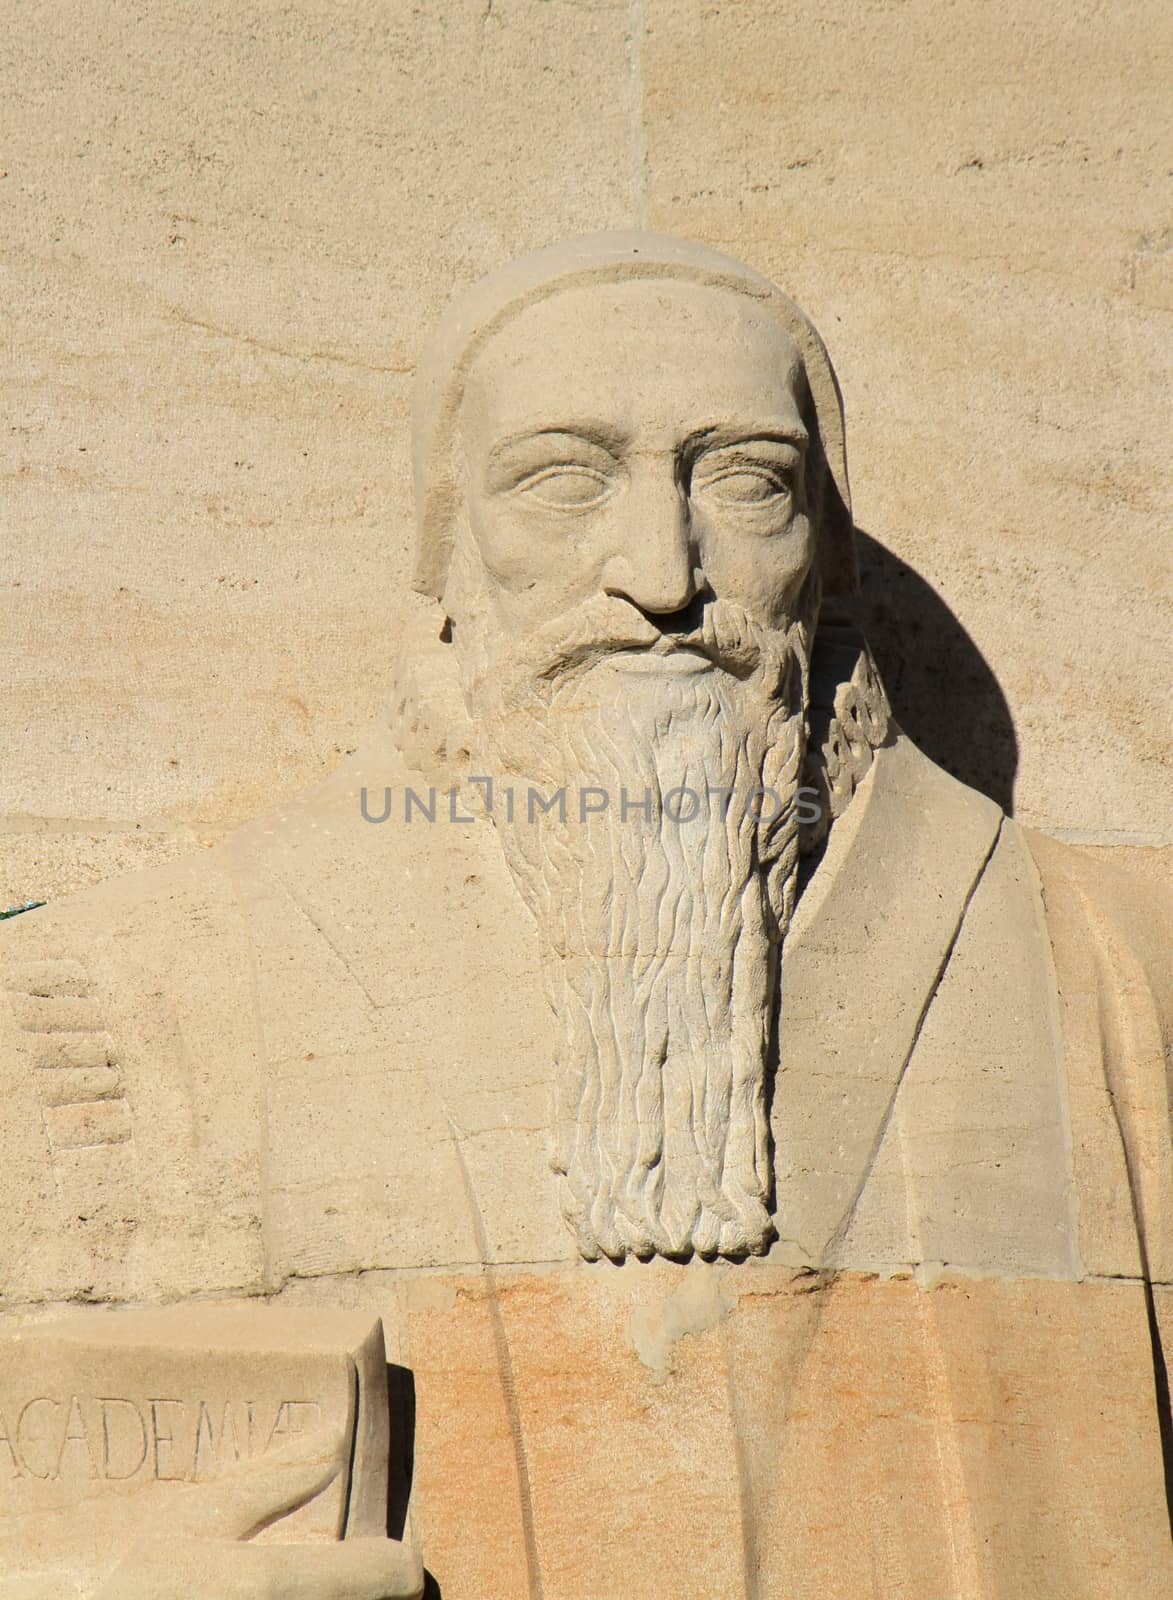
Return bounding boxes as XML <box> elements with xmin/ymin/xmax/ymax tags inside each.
<box><xmin>515</xmin><ymin>594</ymin><xmax>769</xmax><ymax>688</ymax></box>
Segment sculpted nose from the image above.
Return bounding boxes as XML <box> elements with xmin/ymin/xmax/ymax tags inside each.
<box><xmin>601</xmin><ymin>478</ymin><xmax>699</xmax><ymax>616</ymax></box>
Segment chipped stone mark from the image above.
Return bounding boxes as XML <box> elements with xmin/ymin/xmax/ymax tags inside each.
<box><xmin>1124</xmin><ymin>225</ymin><xmax>1173</xmax><ymax>292</ymax></box>
<box><xmin>165</xmin><ymin>307</ymin><xmax>415</xmax><ymax>376</ymax></box>
<box><xmin>279</xmin><ymin>889</ymin><xmax>382</xmax><ymax>1015</ymax></box>
<box><xmin>625</xmin><ymin>1271</ymin><xmax>737</xmax><ymax>1382</ymax></box>
<box><xmin>444</xmin><ymin>1110</ymin><xmax>546</xmax><ymax>1600</ymax></box>
<box><xmin>1</xmin><ymin>956</ymin><xmax>139</xmax><ymax>1240</ymax></box>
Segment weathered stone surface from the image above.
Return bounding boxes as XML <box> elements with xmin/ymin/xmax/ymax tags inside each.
<box><xmin>2</xmin><ymin>220</ymin><xmax>1169</xmax><ymax>1597</ymax></box>
<box><xmin>2</xmin><ymin>0</ymin><xmax>637</xmax><ymax>885</ymax></box>
<box><xmin>639</xmin><ymin>0</ymin><xmax>1172</xmax><ymax>836</ymax></box>
<box><xmin>269</xmin><ymin>1264</ymin><xmax>1173</xmax><ymax>1600</ymax></box>
<box><xmin>0</xmin><ymin>826</ymin><xmax>204</xmax><ymax>912</ymax></box>
<box><xmin>4</xmin><ymin>0</ymin><xmax>1169</xmax><ymax>886</ymax></box>
<box><xmin>0</xmin><ymin>1307</ymin><xmax>397</xmax><ymax>1589</ymax></box>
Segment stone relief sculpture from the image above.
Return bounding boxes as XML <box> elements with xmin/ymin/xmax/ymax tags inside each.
<box><xmin>2</xmin><ymin>234</ymin><xmax>1170</xmax><ymax>1597</ymax></box>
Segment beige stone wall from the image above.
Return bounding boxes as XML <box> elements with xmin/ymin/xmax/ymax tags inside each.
<box><xmin>3</xmin><ymin>0</ymin><xmax>1169</xmax><ymax>907</ymax></box>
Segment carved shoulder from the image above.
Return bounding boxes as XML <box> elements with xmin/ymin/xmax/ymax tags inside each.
<box><xmin>1026</xmin><ymin>830</ymin><xmax>1173</xmax><ymax>1283</ymax></box>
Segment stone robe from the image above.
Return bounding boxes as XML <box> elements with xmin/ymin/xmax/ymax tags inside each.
<box><xmin>2</xmin><ymin>725</ymin><xmax>1170</xmax><ymax>1598</ymax></box>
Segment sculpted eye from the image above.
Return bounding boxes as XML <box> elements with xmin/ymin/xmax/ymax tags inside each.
<box><xmin>692</xmin><ymin>465</ymin><xmax>792</xmax><ymax>506</ymax></box>
<box><xmin>513</xmin><ymin>465</ymin><xmax>615</xmax><ymax>510</ymax></box>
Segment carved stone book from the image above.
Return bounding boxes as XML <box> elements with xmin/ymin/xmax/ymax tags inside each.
<box><xmin>0</xmin><ymin>1306</ymin><xmax>390</xmax><ymax>1567</ymax></box>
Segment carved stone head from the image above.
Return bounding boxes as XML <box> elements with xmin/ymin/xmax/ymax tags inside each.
<box><xmin>412</xmin><ymin>231</ymin><xmax>856</xmax><ymax>620</ymax></box>
<box><xmin>400</xmin><ymin>234</ymin><xmax>875</xmax><ymax>1264</ymax></box>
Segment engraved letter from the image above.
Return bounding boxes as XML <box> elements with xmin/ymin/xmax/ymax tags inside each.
<box><xmin>194</xmin><ymin>1399</ymin><xmax>242</xmax><ymax>1477</ymax></box>
<box><xmin>100</xmin><ymin>1398</ymin><xmax>149</xmax><ymax>1481</ymax></box>
<box><xmin>16</xmin><ymin>1398</ymin><xmax>62</xmax><ymax>1480</ymax></box>
<box><xmin>264</xmin><ymin>1398</ymin><xmax>321</xmax><ymax>1452</ymax></box>
<box><xmin>149</xmin><ymin>1399</ymin><xmax>187</xmax><ymax>1482</ymax></box>
<box><xmin>0</xmin><ymin>1407</ymin><xmax>24</xmax><ymax>1479</ymax></box>
<box><xmin>54</xmin><ymin>1394</ymin><xmax>97</xmax><ymax>1482</ymax></box>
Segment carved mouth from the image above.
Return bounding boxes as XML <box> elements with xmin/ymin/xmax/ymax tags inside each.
<box><xmin>607</xmin><ymin>643</ymin><xmax>713</xmax><ymax>675</ymax></box>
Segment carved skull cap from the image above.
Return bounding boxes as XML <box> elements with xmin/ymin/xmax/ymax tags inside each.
<box><xmin>412</xmin><ymin>230</ymin><xmax>857</xmax><ymax>604</ymax></box>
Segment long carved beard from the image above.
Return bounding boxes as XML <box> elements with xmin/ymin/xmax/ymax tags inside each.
<box><xmin>456</xmin><ymin>591</ymin><xmax>812</xmax><ymax>1262</ymax></box>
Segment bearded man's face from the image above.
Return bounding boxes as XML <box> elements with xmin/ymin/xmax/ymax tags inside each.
<box><xmin>442</xmin><ymin>280</ymin><xmax>821</xmax><ymax>1263</ymax></box>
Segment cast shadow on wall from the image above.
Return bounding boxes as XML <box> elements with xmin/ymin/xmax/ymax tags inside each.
<box><xmin>849</xmin><ymin>529</ymin><xmax>1018</xmax><ymax>815</ymax></box>
<box><xmin>386</xmin><ymin>1362</ymin><xmax>445</xmax><ymax>1599</ymax></box>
